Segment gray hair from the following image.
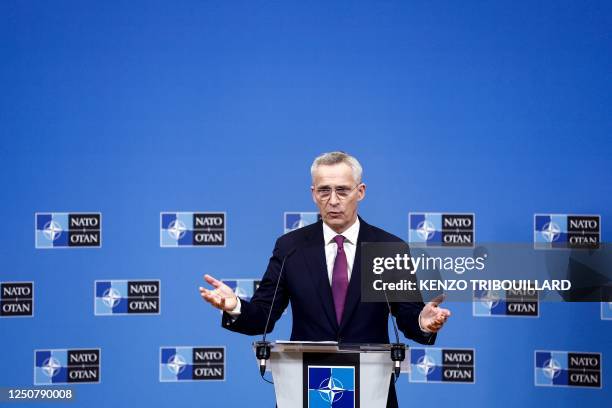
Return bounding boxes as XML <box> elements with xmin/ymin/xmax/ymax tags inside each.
<box><xmin>310</xmin><ymin>151</ymin><xmax>363</xmax><ymax>183</ymax></box>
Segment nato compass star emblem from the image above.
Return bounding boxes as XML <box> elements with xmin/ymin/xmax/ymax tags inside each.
<box><xmin>167</xmin><ymin>354</ymin><xmax>187</xmax><ymax>375</ymax></box>
<box><xmin>167</xmin><ymin>220</ymin><xmax>187</xmax><ymax>240</ymax></box>
<box><xmin>43</xmin><ymin>221</ymin><xmax>63</xmax><ymax>241</ymax></box>
<box><xmin>416</xmin><ymin>220</ymin><xmax>436</xmax><ymax>241</ymax></box>
<box><xmin>541</xmin><ymin>222</ymin><xmax>561</xmax><ymax>243</ymax></box>
<box><xmin>416</xmin><ymin>355</ymin><xmax>436</xmax><ymax>376</ymax></box>
<box><xmin>42</xmin><ymin>357</ymin><xmax>61</xmax><ymax>378</ymax></box>
<box><xmin>102</xmin><ymin>288</ymin><xmax>121</xmax><ymax>308</ymax></box>
<box><xmin>317</xmin><ymin>376</ymin><xmax>347</xmax><ymax>404</ymax></box>
<box><xmin>480</xmin><ymin>291</ymin><xmax>500</xmax><ymax>310</ymax></box>
<box><xmin>542</xmin><ymin>358</ymin><xmax>561</xmax><ymax>379</ymax></box>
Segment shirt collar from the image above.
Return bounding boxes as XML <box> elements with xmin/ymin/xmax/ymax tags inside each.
<box><xmin>322</xmin><ymin>217</ymin><xmax>360</xmax><ymax>245</ymax></box>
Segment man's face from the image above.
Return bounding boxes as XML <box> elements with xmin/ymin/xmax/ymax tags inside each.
<box><xmin>311</xmin><ymin>163</ymin><xmax>366</xmax><ymax>233</ymax></box>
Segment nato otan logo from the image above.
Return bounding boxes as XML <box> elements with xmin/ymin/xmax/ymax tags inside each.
<box><xmin>534</xmin><ymin>214</ymin><xmax>600</xmax><ymax>249</ymax></box>
<box><xmin>535</xmin><ymin>351</ymin><xmax>601</xmax><ymax>388</ymax></box>
<box><xmin>95</xmin><ymin>280</ymin><xmax>160</xmax><ymax>315</ymax></box>
<box><xmin>35</xmin><ymin>213</ymin><xmax>102</xmax><ymax>248</ymax></box>
<box><xmin>409</xmin><ymin>213</ymin><xmax>475</xmax><ymax>247</ymax></box>
<box><xmin>160</xmin><ymin>347</ymin><xmax>225</xmax><ymax>382</ymax></box>
<box><xmin>410</xmin><ymin>348</ymin><xmax>475</xmax><ymax>383</ymax></box>
<box><xmin>222</xmin><ymin>279</ymin><xmax>260</xmax><ymax>302</ymax></box>
<box><xmin>473</xmin><ymin>289</ymin><xmax>538</xmax><ymax>317</ymax></box>
<box><xmin>160</xmin><ymin>212</ymin><xmax>226</xmax><ymax>247</ymax></box>
<box><xmin>284</xmin><ymin>212</ymin><xmax>321</xmax><ymax>233</ymax></box>
<box><xmin>1</xmin><ymin>282</ymin><xmax>34</xmax><ymax>317</ymax></box>
<box><xmin>35</xmin><ymin>349</ymin><xmax>101</xmax><ymax>384</ymax></box>
<box><xmin>222</xmin><ymin>279</ymin><xmax>286</xmax><ymax>316</ymax></box>
<box><xmin>307</xmin><ymin>366</ymin><xmax>355</xmax><ymax>408</ymax></box>
<box><xmin>602</xmin><ymin>302</ymin><xmax>612</xmax><ymax>320</ymax></box>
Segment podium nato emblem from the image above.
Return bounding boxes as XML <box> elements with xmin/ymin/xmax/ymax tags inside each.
<box><xmin>409</xmin><ymin>213</ymin><xmax>475</xmax><ymax>247</ymax></box>
<box><xmin>307</xmin><ymin>366</ymin><xmax>355</xmax><ymax>407</ymax></box>
<box><xmin>535</xmin><ymin>351</ymin><xmax>601</xmax><ymax>388</ymax></box>
<box><xmin>534</xmin><ymin>214</ymin><xmax>600</xmax><ymax>249</ymax></box>
<box><xmin>159</xmin><ymin>347</ymin><xmax>225</xmax><ymax>382</ymax></box>
<box><xmin>35</xmin><ymin>349</ymin><xmax>101</xmax><ymax>384</ymax></box>
<box><xmin>304</xmin><ymin>353</ymin><xmax>359</xmax><ymax>407</ymax></box>
<box><xmin>160</xmin><ymin>212</ymin><xmax>226</xmax><ymax>247</ymax></box>
<box><xmin>35</xmin><ymin>212</ymin><xmax>101</xmax><ymax>248</ymax></box>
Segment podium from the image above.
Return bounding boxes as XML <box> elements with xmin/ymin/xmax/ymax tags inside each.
<box><xmin>256</xmin><ymin>341</ymin><xmax>400</xmax><ymax>408</ymax></box>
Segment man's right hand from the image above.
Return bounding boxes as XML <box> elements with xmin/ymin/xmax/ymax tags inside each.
<box><xmin>199</xmin><ymin>274</ymin><xmax>239</xmax><ymax>312</ymax></box>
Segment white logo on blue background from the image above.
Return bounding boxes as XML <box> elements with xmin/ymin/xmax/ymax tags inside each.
<box><xmin>473</xmin><ymin>289</ymin><xmax>503</xmax><ymax>316</ymax></box>
<box><xmin>308</xmin><ymin>366</ymin><xmax>354</xmax><ymax>408</ymax></box>
<box><xmin>410</xmin><ymin>348</ymin><xmax>443</xmax><ymax>383</ymax></box>
<box><xmin>166</xmin><ymin>354</ymin><xmax>187</xmax><ymax>375</ymax></box>
<box><xmin>284</xmin><ymin>212</ymin><xmax>320</xmax><ymax>233</ymax></box>
<box><xmin>36</xmin><ymin>212</ymin><xmax>102</xmax><ymax>248</ymax></box>
<box><xmin>534</xmin><ymin>215</ymin><xmax>566</xmax><ymax>247</ymax></box>
<box><xmin>409</xmin><ymin>213</ymin><xmax>439</xmax><ymax>245</ymax></box>
<box><xmin>34</xmin><ymin>348</ymin><xmax>101</xmax><ymax>384</ymax></box>
<box><xmin>160</xmin><ymin>346</ymin><xmax>225</xmax><ymax>382</ymax></box>
<box><xmin>410</xmin><ymin>348</ymin><xmax>475</xmax><ymax>383</ymax></box>
<box><xmin>535</xmin><ymin>351</ymin><xmax>568</xmax><ymax>386</ymax></box>
<box><xmin>535</xmin><ymin>350</ymin><xmax>601</xmax><ymax>388</ymax></box>
<box><xmin>160</xmin><ymin>212</ymin><xmax>226</xmax><ymax>247</ymax></box>
<box><xmin>534</xmin><ymin>214</ymin><xmax>600</xmax><ymax>249</ymax></box>
<box><xmin>409</xmin><ymin>213</ymin><xmax>475</xmax><ymax>247</ymax></box>
<box><xmin>160</xmin><ymin>347</ymin><xmax>194</xmax><ymax>382</ymax></box>
<box><xmin>95</xmin><ymin>282</ymin><xmax>127</xmax><ymax>315</ymax></box>
<box><xmin>94</xmin><ymin>280</ymin><xmax>160</xmax><ymax>315</ymax></box>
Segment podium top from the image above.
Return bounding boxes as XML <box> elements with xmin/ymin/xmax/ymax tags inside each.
<box><xmin>254</xmin><ymin>341</ymin><xmax>402</xmax><ymax>353</ymax></box>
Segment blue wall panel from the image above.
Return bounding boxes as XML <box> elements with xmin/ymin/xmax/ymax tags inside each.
<box><xmin>1</xmin><ymin>1</ymin><xmax>610</xmax><ymax>406</ymax></box>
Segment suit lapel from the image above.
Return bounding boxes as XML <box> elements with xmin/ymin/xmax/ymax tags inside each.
<box><xmin>339</xmin><ymin>216</ymin><xmax>372</xmax><ymax>332</ymax></box>
<box><xmin>301</xmin><ymin>221</ymin><xmax>339</xmax><ymax>331</ymax></box>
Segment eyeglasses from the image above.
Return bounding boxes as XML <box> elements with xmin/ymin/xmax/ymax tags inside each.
<box><xmin>314</xmin><ymin>184</ymin><xmax>360</xmax><ymax>200</ymax></box>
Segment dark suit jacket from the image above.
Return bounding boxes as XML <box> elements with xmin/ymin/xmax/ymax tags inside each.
<box><xmin>222</xmin><ymin>216</ymin><xmax>436</xmax><ymax>407</ymax></box>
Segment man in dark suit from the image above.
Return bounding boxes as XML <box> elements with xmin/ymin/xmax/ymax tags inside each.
<box><xmin>200</xmin><ymin>151</ymin><xmax>451</xmax><ymax>407</ymax></box>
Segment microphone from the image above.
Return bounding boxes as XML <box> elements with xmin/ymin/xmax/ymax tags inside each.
<box><xmin>382</xmin><ymin>287</ymin><xmax>406</xmax><ymax>382</ymax></box>
<box><xmin>255</xmin><ymin>247</ymin><xmax>297</xmax><ymax>381</ymax></box>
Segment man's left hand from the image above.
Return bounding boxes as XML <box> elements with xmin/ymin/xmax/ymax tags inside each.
<box><xmin>419</xmin><ymin>294</ymin><xmax>451</xmax><ymax>333</ymax></box>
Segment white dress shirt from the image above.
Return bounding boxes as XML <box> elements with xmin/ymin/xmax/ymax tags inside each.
<box><xmin>323</xmin><ymin>217</ymin><xmax>360</xmax><ymax>284</ymax></box>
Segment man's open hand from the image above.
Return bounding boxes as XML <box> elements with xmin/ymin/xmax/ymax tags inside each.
<box><xmin>199</xmin><ymin>274</ymin><xmax>238</xmax><ymax>312</ymax></box>
<box><xmin>419</xmin><ymin>294</ymin><xmax>451</xmax><ymax>333</ymax></box>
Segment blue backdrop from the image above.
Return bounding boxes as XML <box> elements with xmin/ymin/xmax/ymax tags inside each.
<box><xmin>1</xmin><ymin>1</ymin><xmax>610</xmax><ymax>406</ymax></box>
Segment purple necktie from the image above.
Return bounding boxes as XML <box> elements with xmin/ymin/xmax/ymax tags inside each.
<box><xmin>331</xmin><ymin>235</ymin><xmax>349</xmax><ymax>324</ymax></box>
